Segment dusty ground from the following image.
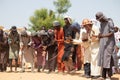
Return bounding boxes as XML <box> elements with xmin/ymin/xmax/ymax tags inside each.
<box><xmin>0</xmin><ymin>67</ymin><xmax>120</xmax><ymax>80</ymax></box>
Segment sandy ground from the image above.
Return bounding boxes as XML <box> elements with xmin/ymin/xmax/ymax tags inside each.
<box><xmin>0</xmin><ymin>67</ymin><xmax>120</xmax><ymax>80</ymax></box>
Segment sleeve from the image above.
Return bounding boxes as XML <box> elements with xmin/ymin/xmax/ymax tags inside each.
<box><xmin>108</xmin><ymin>20</ymin><xmax>115</xmax><ymax>33</ymax></box>
<box><xmin>92</xmin><ymin>25</ymin><xmax>100</xmax><ymax>35</ymax></box>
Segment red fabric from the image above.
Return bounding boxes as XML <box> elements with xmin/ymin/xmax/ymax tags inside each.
<box><xmin>76</xmin><ymin>45</ymin><xmax>84</xmax><ymax>70</ymax></box>
<box><xmin>54</xmin><ymin>28</ymin><xmax>65</xmax><ymax>71</ymax></box>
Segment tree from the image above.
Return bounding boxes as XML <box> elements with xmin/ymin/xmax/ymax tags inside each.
<box><xmin>53</xmin><ymin>0</ymin><xmax>71</xmax><ymax>16</ymax></box>
<box><xmin>29</xmin><ymin>8</ymin><xmax>65</xmax><ymax>31</ymax></box>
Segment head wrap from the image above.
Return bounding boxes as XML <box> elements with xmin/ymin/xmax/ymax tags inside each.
<box><xmin>95</xmin><ymin>12</ymin><xmax>106</xmax><ymax>21</ymax></box>
<box><xmin>38</xmin><ymin>30</ymin><xmax>48</xmax><ymax>36</ymax></box>
<box><xmin>53</xmin><ymin>21</ymin><xmax>60</xmax><ymax>27</ymax></box>
<box><xmin>11</xmin><ymin>26</ymin><xmax>17</xmax><ymax>31</ymax></box>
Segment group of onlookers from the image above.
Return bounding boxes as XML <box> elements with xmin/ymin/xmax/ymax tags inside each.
<box><xmin>0</xmin><ymin>12</ymin><xmax>120</xmax><ymax>80</ymax></box>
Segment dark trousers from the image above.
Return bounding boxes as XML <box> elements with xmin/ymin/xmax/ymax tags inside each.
<box><xmin>47</xmin><ymin>46</ymin><xmax>57</xmax><ymax>71</ymax></box>
<box><xmin>9</xmin><ymin>59</ymin><xmax>18</xmax><ymax>71</ymax></box>
<box><xmin>48</xmin><ymin>53</ymin><xmax>57</xmax><ymax>71</ymax></box>
<box><xmin>102</xmin><ymin>56</ymin><xmax>113</xmax><ymax>78</ymax></box>
<box><xmin>0</xmin><ymin>64</ymin><xmax>7</xmax><ymax>71</ymax></box>
<box><xmin>102</xmin><ymin>67</ymin><xmax>112</xmax><ymax>78</ymax></box>
<box><xmin>72</xmin><ymin>45</ymin><xmax>77</xmax><ymax>64</ymax></box>
<box><xmin>0</xmin><ymin>52</ymin><xmax>7</xmax><ymax>72</ymax></box>
<box><xmin>84</xmin><ymin>63</ymin><xmax>91</xmax><ymax>76</ymax></box>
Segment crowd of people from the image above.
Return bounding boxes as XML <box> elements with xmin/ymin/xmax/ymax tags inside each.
<box><xmin>0</xmin><ymin>12</ymin><xmax>120</xmax><ymax>80</ymax></box>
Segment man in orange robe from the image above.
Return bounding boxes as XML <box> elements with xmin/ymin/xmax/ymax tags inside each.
<box><xmin>53</xmin><ymin>21</ymin><xmax>65</xmax><ymax>72</ymax></box>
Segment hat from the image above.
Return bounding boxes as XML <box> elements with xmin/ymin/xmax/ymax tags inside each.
<box><xmin>64</xmin><ymin>15</ymin><xmax>72</xmax><ymax>24</ymax></box>
<box><xmin>53</xmin><ymin>21</ymin><xmax>60</xmax><ymax>27</ymax></box>
<box><xmin>82</xmin><ymin>19</ymin><xmax>93</xmax><ymax>26</ymax></box>
<box><xmin>95</xmin><ymin>12</ymin><xmax>105</xmax><ymax>20</ymax></box>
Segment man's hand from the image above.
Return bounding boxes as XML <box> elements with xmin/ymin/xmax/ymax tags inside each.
<box><xmin>98</xmin><ymin>33</ymin><xmax>104</xmax><ymax>38</ymax></box>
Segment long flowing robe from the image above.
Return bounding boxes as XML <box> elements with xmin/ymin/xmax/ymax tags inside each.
<box><xmin>98</xmin><ymin>20</ymin><xmax>115</xmax><ymax>68</ymax></box>
<box><xmin>20</xmin><ymin>35</ymin><xmax>34</xmax><ymax>65</ymax></box>
<box><xmin>54</xmin><ymin>28</ymin><xmax>64</xmax><ymax>63</ymax></box>
<box><xmin>47</xmin><ymin>33</ymin><xmax>57</xmax><ymax>71</ymax></box>
<box><xmin>8</xmin><ymin>32</ymin><xmax>20</xmax><ymax>59</ymax></box>
<box><xmin>90</xmin><ymin>25</ymin><xmax>101</xmax><ymax>76</ymax></box>
<box><xmin>32</xmin><ymin>36</ymin><xmax>43</xmax><ymax>67</ymax></box>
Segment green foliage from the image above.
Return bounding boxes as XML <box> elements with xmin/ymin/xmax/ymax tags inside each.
<box><xmin>54</xmin><ymin>0</ymin><xmax>71</xmax><ymax>15</ymax></box>
<box><xmin>29</xmin><ymin>8</ymin><xmax>65</xmax><ymax>31</ymax></box>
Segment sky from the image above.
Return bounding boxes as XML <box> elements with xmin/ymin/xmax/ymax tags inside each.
<box><xmin>0</xmin><ymin>0</ymin><xmax>120</xmax><ymax>29</ymax></box>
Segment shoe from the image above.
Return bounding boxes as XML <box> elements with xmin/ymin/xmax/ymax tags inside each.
<box><xmin>85</xmin><ymin>75</ymin><xmax>91</xmax><ymax>78</ymax></box>
<box><xmin>20</xmin><ymin>70</ymin><xmax>25</xmax><ymax>73</ymax></box>
<box><xmin>47</xmin><ymin>69</ymin><xmax>52</xmax><ymax>74</ymax></box>
<box><xmin>92</xmin><ymin>76</ymin><xmax>100</xmax><ymax>79</ymax></box>
<box><xmin>7</xmin><ymin>70</ymin><xmax>13</xmax><ymax>73</ymax></box>
<box><xmin>37</xmin><ymin>68</ymin><xmax>41</xmax><ymax>72</ymax></box>
<box><xmin>37</xmin><ymin>66</ymin><xmax>41</xmax><ymax>72</ymax></box>
<box><xmin>70</xmin><ymin>69</ymin><xmax>76</xmax><ymax>73</ymax></box>
<box><xmin>105</xmin><ymin>77</ymin><xmax>111</xmax><ymax>80</ymax></box>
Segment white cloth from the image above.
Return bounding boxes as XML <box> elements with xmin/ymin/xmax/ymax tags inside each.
<box><xmin>80</xmin><ymin>28</ymin><xmax>91</xmax><ymax>63</ymax></box>
<box><xmin>90</xmin><ymin>25</ymin><xmax>101</xmax><ymax>76</ymax></box>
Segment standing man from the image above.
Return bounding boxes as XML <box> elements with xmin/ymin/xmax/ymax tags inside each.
<box><xmin>95</xmin><ymin>12</ymin><xmax>115</xmax><ymax>79</ymax></box>
<box><xmin>62</xmin><ymin>16</ymin><xmax>75</xmax><ymax>73</ymax></box>
<box><xmin>53</xmin><ymin>21</ymin><xmax>65</xmax><ymax>73</ymax></box>
<box><xmin>8</xmin><ymin>26</ymin><xmax>20</xmax><ymax>72</ymax></box>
